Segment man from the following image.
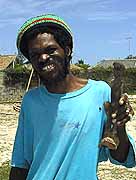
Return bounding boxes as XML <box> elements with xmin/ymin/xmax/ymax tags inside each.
<box><xmin>9</xmin><ymin>14</ymin><xmax>136</xmax><ymax>180</ymax></box>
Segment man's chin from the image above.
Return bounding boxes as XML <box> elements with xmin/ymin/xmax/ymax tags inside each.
<box><xmin>39</xmin><ymin>72</ymin><xmax>66</xmax><ymax>85</ymax></box>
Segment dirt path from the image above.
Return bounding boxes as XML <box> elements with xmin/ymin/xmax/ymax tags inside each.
<box><xmin>0</xmin><ymin>103</ymin><xmax>18</xmax><ymax>165</ymax></box>
<box><xmin>0</xmin><ymin>96</ymin><xmax>136</xmax><ymax>179</ymax></box>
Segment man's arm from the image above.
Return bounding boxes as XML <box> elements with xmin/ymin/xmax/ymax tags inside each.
<box><xmin>108</xmin><ymin>63</ymin><xmax>134</xmax><ymax>162</ymax></box>
<box><xmin>9</xmin><ymin>167</ymin><xmax>29</xmax><ymax>180</ymax></box>
<box><xmin>109</xmin><ymin>94</ymin><xmax>134</xmax><ymax>163</ymax></box>
<box><xmin>110</xmin><ymin>126</ymin><xmax>130</xmax><ymax>162</ymax></box>
<box><xmin>101</xmin><ymin>92</ymin><xmax>135</xmax><ymax>163</ymax></box>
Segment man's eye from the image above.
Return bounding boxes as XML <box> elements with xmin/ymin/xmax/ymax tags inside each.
<box><xmin>29</xmin><ymin>53</ymin><xmax>38</xmax><ymax>59</ymax></box>
<box><xmin>48</xmin><ymin>48</ymin><xmax>57</xmax><ymax>54</ymax></box>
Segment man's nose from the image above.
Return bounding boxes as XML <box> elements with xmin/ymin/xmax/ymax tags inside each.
<box><xmin>39</xmin><ymin>54</ymin><xmax>49</xmax><ymax>62</ymax></box>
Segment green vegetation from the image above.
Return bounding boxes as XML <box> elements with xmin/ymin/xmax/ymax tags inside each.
<box><xmin>75</xmin><ymin>59</ymin><xmax>90</xmax><ymax>70</ymax></box>
<box><xmin>3</xmin><ymin>64</ymin><xmax>30</xmax><ymax>87</ymax></box>
<box><xmin>89</xmin><ymin>66</ymin><xmax>136</xmax><ymax>94</ymax></box>
<box><xmin>89</xmin><ymin>66</ymin><xmax>112</xmax><ymax>82</ymax></box>
<box><xmin>0</xmin><ymin>162</ymin><xmax>10</xmax><ymax>180</ymax></box>
<box><xmin>125</xmin><ymin>68</ymin><xmax>136</xmax><ymax>94</ymax></box>
<box><xmin>3</xmin><ymin>62</ymin><xmax>136</xmax><ymax>94</ymax></box>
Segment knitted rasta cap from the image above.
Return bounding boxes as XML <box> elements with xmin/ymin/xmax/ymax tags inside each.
<box><xmin>17</xmin><ymin>14</ymin><xmax>73</xmax><ymax>51</ymax></box>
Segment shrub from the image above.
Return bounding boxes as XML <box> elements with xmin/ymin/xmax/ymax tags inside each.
<box><xmin>0</xmin><ymin>162</ymin><xmax>10</xmax><ymax>180</ymax></box>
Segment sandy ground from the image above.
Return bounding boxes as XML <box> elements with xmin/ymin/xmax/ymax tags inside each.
<box><xmin>0</xmin><ymin>96</ymin><xmax>136</xmax><ymax>179</ymax></box>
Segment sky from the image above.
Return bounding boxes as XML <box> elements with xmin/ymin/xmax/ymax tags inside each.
<box><xmin>0</xmin><ymin>0</ymin><xmax>136</xmax><ymax>65</ymax></box>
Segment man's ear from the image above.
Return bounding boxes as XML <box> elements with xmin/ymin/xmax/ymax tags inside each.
<box><xmin>65</xmin><ymin>47</ymin><xmax>71</xmax><ymax>57</ymax></box>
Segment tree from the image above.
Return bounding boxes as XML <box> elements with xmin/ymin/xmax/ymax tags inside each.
<box><xmin>77</xmin><ymin>59</ymin><xmax>84</xmax><ymax>64</ymax></box>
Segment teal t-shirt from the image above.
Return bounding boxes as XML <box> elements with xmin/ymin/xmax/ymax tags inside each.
<box><xmin>11</xmin><ymin>79</ymin><xmax>136</xmax><ymax>180</ymax></box>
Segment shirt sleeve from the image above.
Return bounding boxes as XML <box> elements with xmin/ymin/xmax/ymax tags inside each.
<box><xmin>98</xmin><ymin>134</ymin><xmax>136</xmax><ymax>168</ymax></box>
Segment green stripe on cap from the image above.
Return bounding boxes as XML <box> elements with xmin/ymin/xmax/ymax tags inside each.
<box><xmin>17</xmin><ymin>14</ymin><xmax>72</xmax><ymax>49</ymax></box>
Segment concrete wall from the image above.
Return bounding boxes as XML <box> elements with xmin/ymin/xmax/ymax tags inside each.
<box><xmin>96</xmin><ymin>60</ymin><xmax>136</xmax><ymax>68</ymax></box>
<box><xmin>0</xmin><ymin>71</ymin><xmax>25</xmax><ymax>102</ymax></box>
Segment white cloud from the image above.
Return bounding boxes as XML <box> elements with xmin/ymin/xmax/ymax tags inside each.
<box><xmin>0</xmin><ymin>0</ymin><xmax>81</xmax><ymax>29</ymax></box>
<box><xmin>0</xmin><ymin>0</ymin><xmax>136</xmax><ymax>29</ymax></box>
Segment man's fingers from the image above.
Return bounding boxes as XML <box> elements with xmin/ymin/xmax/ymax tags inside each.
<box><xmin>112</xmin><ymin>108</ymin><xmax>134</xmax><ymax>123</ymax></box>
<box><xmin>126</xmin><ymin>104</ymin><xmax>135</xmax><ymax>116</ymax></box>
<box><xmin>115</xmin><ymin>114</ymin><xmax>134</xmax><ymax>127</ymax></box>
<box><xmin>116</xmin><ymin>115</ymin><xmax>131</xmax><ymax>127</ymax></box>
<box><xmin>104</xmin><ymin>97</ymin><xmax>134</xmax><ymax>125</ymax></box>
<box><xmin>111</xmin><ymin>113</ymin><xmax>117</xmax><ymax>119</ymax></box>
<box><xmin>119</xmin><ymin>93</ymin><xmax>128</xmax><ymax>105</ymax></box>
<box><xmin>116</xmin><ymin>93</ymin><xmax>134</xmax><ymax>120</ymax></box>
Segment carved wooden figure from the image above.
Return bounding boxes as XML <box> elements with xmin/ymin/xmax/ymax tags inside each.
<box><xmin>99</xmin><ymin>62</ymin><xmax>126</xmax><ymax>150</ymax></box>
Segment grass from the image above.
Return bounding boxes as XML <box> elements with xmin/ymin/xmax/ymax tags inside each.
<box><xmin>0</xmin><ymin>162</ymin><xmax>10</xmax><ymax>180</ymax></box>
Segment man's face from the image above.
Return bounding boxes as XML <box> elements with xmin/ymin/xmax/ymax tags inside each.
<box><xmin>28</xmin><ymin>32</ymin><xmax>69</xmax><ymax>83</ymax></box>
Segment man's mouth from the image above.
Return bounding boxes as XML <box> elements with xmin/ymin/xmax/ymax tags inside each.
<box><xmin>42</xmin><ymin>63</ymin><xmax>56</xmax><ymax>72</ymax></box>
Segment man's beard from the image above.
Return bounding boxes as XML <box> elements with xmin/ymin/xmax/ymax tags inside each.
<box><xmin>36</xmin><ymin>55</ymin><xmax>70</xmax><ymax>86</ymax></box>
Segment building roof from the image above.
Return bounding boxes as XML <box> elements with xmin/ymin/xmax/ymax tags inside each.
<box><xmin>0</xmin><ymin>55</ymin><xmax>16</xmax><ymax>71</ymax></box>
<box><xmin>95</xmin><ymin>59</ymin><xmax>136</xmax><ymax>69</ymax></box>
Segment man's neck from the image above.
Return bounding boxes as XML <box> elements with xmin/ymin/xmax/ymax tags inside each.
<box><xmin>44</xmin><ymin>73</ymin><xmax>88</xmax><ymax>94</ymax></box>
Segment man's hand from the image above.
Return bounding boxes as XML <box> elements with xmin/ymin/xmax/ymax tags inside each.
<box><xmin>105</xmin><ymin>93</ymin><xmax>135</xmax><ymax>162</ymax></box>
<box><xmin>114</xmin><ymin>93</ymin><xmax>134</xmax><ymax>127</ymax></box>
<box><xmin>9</xmin><ymin>167</ymin><xmax>29</xmax><ymax>180</ymax></box>
<box><xmin>105</xmin><ymin>93</ymin><xmax>135</xmax><ymax>130</ymax></box>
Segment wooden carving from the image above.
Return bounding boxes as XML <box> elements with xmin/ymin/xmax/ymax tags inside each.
<box><xmin>99</xmin><ymin>62</ymin><xmax>126</xmax><ymax>150</ymax></box>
